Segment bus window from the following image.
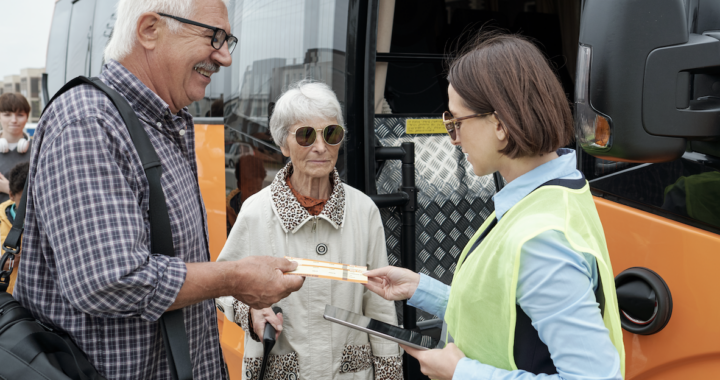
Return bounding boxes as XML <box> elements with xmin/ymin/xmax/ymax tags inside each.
<box><xmin>224</xmin><ymin>0</ymin><xmax>349</xmax><ymax>233</ymax></box>
<box><xmin>65</xmin><ymin>0</ymin><xmax>97</xmax><ymax>81</ymax></box>
<box><xmin>90</xmin><ymin>0</ymin><xmax>117</xmax><ymax>77</ymax></box>
<box><xmin>46</xmin><ymin>0</ymin><xmax>73</xmax><ymax>98</ymax></box>
<box><xmin>590</xmin><ymin>153</ymin><xmax>720</xmax><ymax>231</ymax></box>
<box><xmin>376</xmin><ymin>0</ymin><xmax>580</xmax><ymax>115</ymax></box>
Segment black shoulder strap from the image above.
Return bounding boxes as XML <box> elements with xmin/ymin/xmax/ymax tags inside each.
<box><xmin>0</xmin><ymin>76</ymin><xmax>193</xmax><ymax>380</ymax></box>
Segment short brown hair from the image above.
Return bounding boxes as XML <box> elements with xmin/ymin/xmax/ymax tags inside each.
<box><xmin>0</xmin><ymin>93</ymin><xmax>31</xmax><ymax>114</ymax></box>
<box><xmin>447</xmin><ymin>32</ymin><xmax>573</xmax><ymax>158</ymax></box>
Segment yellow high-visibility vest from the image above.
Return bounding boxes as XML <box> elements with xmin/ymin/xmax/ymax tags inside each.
<box><xmin>445</xmin><ymin>183</ymin><xmax>625</xmax><ymax>377</ymax></box>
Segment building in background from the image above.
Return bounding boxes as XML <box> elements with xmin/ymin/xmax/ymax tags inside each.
<box><xmin>0</xmin><ymin>75</ymin><xmax>20</xmax><ymax>96</ymax></box>
<box><xmin>0</xmin><ymin>68</ymin><xmax>45</xmax><ymax>123</ymax></box>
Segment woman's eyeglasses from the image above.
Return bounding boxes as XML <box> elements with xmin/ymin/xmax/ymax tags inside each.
<box><xmin>157</xmin><ymin>13</ymin><xmax>238</xmax><ymax>54</ymax></box>
<box><xmin>442</xmin><ymin>110</ymin><xmax>493</xmax><ymax>140</ymax></box>
<box><xmin>290</xmin><ymin>125</ymin><xmax>345</xmax><ymax>147</ymax></box>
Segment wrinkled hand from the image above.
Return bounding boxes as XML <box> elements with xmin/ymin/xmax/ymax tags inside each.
<box><xmin>233</xmin><ymin>256</ymin><xmax>304</xmax><ymax>309</ymax></box>
<box><xmin>401</xmin><ymin>343</ymin><xmax>465</xmax><ymax>380</ymax></box>
<box><xmin>363</xmin><ymin>266</ymin><xmax>420</xmax><ymax>301</ymax></box>
<box><xmin>0</xmin><ymin>173</ymin><xmax>8</xmax><ymax>195</ymax></box>
<box><xmin>251</xmin><ymin>307</ymin><xmax>284</xmax><ymax>340</ymax></box>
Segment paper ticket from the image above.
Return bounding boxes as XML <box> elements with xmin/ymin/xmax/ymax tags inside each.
<box><xmin>284</xmin><ymin>256</ymin><xmax>368</xmax><ymax>284</ymax></box>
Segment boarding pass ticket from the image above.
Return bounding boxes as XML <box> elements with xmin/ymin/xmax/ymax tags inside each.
<box><xmin>284</xmin><ymin>256</ymin><xmax>368</xmax><ymax>284</ymax></box>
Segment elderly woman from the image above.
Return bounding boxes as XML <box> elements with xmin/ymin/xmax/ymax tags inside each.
<box><xmin>217</xmin><ymin>80</ymin><xmax>402</xmax><ymax>380</ymax></box>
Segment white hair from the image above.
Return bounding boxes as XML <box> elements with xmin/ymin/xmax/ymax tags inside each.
<box><xmin>104</xmin><ymin>0</ymin><xmax>230</xmax><ymax>62</ymax></box>
<box><xmin>270</xmin><ymin>80</ymin><xmax>345</xmax><ymax>148</ymax></box>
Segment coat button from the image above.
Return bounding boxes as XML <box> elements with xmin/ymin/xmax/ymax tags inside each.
<box><xmin>316</xmin><ymin>243</ymin><xmax>328</xmax><ymax>255</ymax></box>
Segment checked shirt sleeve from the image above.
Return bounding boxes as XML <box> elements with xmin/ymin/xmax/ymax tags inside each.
<box><xmin>33</xmin><ymin>117</ymin><xmax>187</xmax><ymax>321</ymax></box>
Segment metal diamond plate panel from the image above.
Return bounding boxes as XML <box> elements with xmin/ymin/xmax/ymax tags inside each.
<box><xmin>375</xmin><ymin>116</ymin><xmax>497</xmax><ymax>322</ymax></box>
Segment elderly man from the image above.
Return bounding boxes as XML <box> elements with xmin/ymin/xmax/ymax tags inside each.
<box><xmin>13</xmin><ymin>0</ymin><xmax>304</xmax><ymax>379</ymax></box>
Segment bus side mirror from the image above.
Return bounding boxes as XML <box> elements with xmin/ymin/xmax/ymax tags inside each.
<box><xmin>576</xmin><ymin>0</ymin><xmax>720</xmax><ymax>163</ymax></box>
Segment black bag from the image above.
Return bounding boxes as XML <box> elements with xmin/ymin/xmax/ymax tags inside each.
<box><xmin>0</xmin><ymin>76</ymin><xmax>194</xmax><ymax>380</ymax></box>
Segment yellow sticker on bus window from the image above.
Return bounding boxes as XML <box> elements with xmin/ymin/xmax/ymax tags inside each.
<box><xmin>406</xmin><ymin>119</ymin><xmax>446</xmax><ymax>134</ymax></box>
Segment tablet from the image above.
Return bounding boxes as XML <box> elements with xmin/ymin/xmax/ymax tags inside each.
<box><xmin>323</xmin><ymin>305</ymin><xmax>438</xmax><ymax>350</ymax></box>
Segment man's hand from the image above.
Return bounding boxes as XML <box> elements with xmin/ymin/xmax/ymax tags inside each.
<box><xmin>251</xmin><ymin>307</ymin><xmax>284</xmax><ymax>340</ymax></box>
<box><xmin>0</xmin><ymin>173</ymin><xmax>9</xmax><ymax>195</ymax></box>
<box><xmin>401</xmin><ymin>343</ymin><xmax>465</xmax><ymax>380</ymax></box>
<box><xmin>232</xmin><ymin>256</ymin><xmax>304</xmax><ymax>309</ymax></box>
<box><xmin>363</xmin><ymin>266</ymin><xmax>420</xmax><ymax>301</ymax></box>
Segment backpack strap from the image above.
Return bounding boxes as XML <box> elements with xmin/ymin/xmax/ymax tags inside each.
<box><xmin>0</xmin><ymin>76</ymin><xmax>193</xmax><ymax>380</ymax></box>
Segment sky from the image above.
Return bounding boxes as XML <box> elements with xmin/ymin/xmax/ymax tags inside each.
<box><xmin>0</xmin><ymin>0</ymin><xmax>56</xmax><ymax>79</ymax></box>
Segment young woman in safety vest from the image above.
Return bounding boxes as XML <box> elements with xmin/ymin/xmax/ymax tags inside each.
<box><xmin>364</xmin><ymin>33</ymin><xmax>626</xmax><ymax>380</ymax></box>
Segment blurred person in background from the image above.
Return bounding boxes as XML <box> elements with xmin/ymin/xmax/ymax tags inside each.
<box><xmin>226</xmin><ymin>154</ymin><xmax>266</xmax><ymax>234</ymax></box>
<box><xmin>0</xmin><ymin>161</ymin><xmax>29</xmax><ymax>294</ymax></box>
<box><xmin>0</xmin><ymin>93</ymin><xmax>32</xmax><ymax>204</ymax></box>
<box><xmin>217</xmin><ymin>80</ymin><xmax>403</xmax><ymax>380</ymax></box>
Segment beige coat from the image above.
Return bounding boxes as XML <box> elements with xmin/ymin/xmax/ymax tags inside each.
<box><xmin>217</xmin><ymin>163</ymin><xmax>402</xmax><ymax>380</ymax></box>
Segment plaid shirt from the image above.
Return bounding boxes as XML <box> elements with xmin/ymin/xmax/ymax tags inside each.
<box><xmin>14</xmin><ymin>60</ymin><xmax>228</xmax><ymax>380</ymax></box>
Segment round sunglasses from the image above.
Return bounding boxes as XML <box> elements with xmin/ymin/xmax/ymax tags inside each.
<box><xmin>290</xmin><ymin>125</ymin><xmax>345</xmax><ymax>147</ymax></box>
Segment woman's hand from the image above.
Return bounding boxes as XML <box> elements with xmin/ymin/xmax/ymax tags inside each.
<box><xmin>0</xmin><ymin>173</ymin><xmax>9</xmax><ymax>194</ymax></box>
<box><xmin>363</xmin><ymin>266</ymin><xmax>420</xmax><ymax>301</ymax></box>
<box><xmin>250</xmin><ymin>307</ymin><xmax>284</xmax><ymax>340</ymax></box>
<box><xmin>401</xmin><ymin>343</ymin><xmax>465</xmax><ymax>380</ymax></box>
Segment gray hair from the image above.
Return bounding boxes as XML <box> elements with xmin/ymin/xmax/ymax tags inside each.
<box><xmin>270</xmin><ymin>80</ymin><xmax>345</xmax><ymax>148</ymax></box>
<box><xmin>104</xmin><ymin>0</ymin><xmax>230</xmax><ymax>62</ymax></box>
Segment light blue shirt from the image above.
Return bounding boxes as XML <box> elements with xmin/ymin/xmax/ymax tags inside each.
<box><xmin>408</xmin><ymin>149</ymin><xmax>622</xmax><ymax>380</ymax></box>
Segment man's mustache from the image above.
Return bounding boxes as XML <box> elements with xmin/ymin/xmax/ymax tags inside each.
<box><xmin>193</xmin><ymin>61</ymin><xmax>220</xmax><ymax>73</ymax></box>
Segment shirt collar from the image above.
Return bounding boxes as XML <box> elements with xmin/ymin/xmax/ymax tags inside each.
<box><xmin>100</xmin><ymin>60</ymin><xmax>189</xmax><ymax>128</ymax></box>
<box><xmin>270</xmin><ymin>162</ymin><xmax>346</xmax><ymax>233</ymax></box>
<box><xmin>493</xmin><ymin>148</ymin><xmax>581</xmax><ymax>221</ymax></box>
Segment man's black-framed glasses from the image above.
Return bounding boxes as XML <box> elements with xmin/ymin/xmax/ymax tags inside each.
<box><xmin>157</xmin><ymin>13</ymin><xmax>238</xmax><ymax>54</ymax></box>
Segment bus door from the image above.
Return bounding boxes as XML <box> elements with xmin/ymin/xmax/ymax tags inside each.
<box><xmin>345</xmin><ymin>0</ymin><xmax>583</xmax><ymax>378</ymax></box>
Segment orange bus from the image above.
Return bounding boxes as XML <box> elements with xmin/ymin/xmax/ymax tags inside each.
<box><xmin>44</xmin><ymin>0</ymin><xmax>720</xmax><ymax>378</ymax></box>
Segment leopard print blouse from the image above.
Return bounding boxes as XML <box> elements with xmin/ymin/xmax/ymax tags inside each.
<box><xmin>270</xmin><ymin>162</ymin><xmax>345</xmax><ymax>233</ymax></box>
<box><xmin>241</xmin><ymin>342</ymin><xmax>403</xmax><ymax>380</ymax></box>
<box><xmin>229</xmin><ymin>162</ymin><xmax>402</xmax><ymax>379</ymax></box>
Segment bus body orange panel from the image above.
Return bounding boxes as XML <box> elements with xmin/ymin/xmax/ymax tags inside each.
<box><xmin>594</xmin><ymin>197</ymin><xmax>720</xmax><ymax>379</ymax></box>
<box><xmin>220</xmin><ymin>313</ymin><xmax>246</xmax><ymax>379</ymax></box>
<box><xmin>195</xmin><ymin>124</ymin><xmax>227</xmax><ymax>262</ymax></box>
<box><xmin>195</xmin><ymin>124</ymin><xmax>245</xmax><ymax>378</ymax></box>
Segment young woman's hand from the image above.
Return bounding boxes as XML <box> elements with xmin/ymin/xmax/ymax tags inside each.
<box><xmin>401</xmin><ymin>343</ymin><xmax>465</xmax><ymax>380</ymax></box>
<box><xmin>250</xmin><ymin>307</ymin><xmax>284</xmax><ymax>340</ymax></box>
<box><xmin>363</xmin><ymin>266</ymin><xmax>420</xmax><ymax>301</ymax></box>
